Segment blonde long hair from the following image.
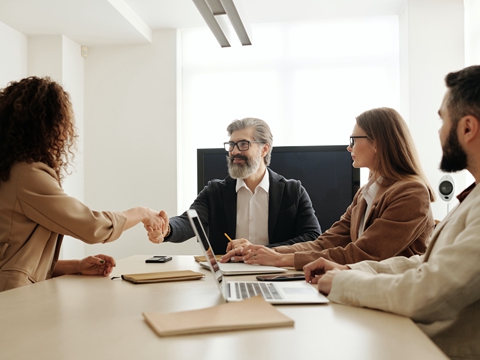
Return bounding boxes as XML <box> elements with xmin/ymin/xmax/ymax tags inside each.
<box><xmin>356</xmin><ymin>107</ymin><xmax>435</xmax><ymax>202</ymax></box>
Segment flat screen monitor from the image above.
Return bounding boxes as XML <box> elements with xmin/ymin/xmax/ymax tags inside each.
<box><xmin>197</xmin><ymin>145</ymin><xmax>361</xmax><ymax>231</ymax></box>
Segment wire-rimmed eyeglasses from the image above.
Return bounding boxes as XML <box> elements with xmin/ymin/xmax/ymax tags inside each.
<box><xmin>349</xmin><ymin>136</ymin><xmax>370</xmax><ymax>148</ymax></box>
<box><xmin>224</xmin><ymin>140</ymin><xmax>264</xmax><ymax>152</ymax></box>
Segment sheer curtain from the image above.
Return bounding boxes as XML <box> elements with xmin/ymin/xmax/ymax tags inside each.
<box><xmin>179</xmin><ymin>16</ymin><xmax>400</xmax><ymax>211</ymax></box>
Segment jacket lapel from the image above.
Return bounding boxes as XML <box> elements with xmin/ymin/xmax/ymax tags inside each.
<box><xmin>352</xmin><ymin>196</ymin><xmax>367</xmax><ymax>238</ymax></box>
<box><xmin>363</xmin><ymin>178</ymin><xmax>395</xmax><ymax>225</ymax></box>
<box><xmin>268</xmin><ymin>169</ymin><xmax>284</xmax><ymax>241</ymax></box>
<box><xmin>221</xmin><ymin>177</ymin><xmax>238</xmax><ymax>238</ymax></box>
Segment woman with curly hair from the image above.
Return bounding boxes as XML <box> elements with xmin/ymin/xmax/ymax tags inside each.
<box><xmin>0</xmin><ymin>76</ymin><xmax>167</xmax><ymax>292</ymax></box>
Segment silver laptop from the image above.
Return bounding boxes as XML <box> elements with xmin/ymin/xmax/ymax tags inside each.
<box><xmin>187</xmin><ymin>209</ymin><xmax>329</xmax><ymax>305</ymax></box>
<box><xmin>199</xmin><ymin>259</ymin><xmax>288</xmax><ymax>275</ymax></box>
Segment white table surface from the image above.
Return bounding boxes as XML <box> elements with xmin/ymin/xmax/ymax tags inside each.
<box><xmin>0</xmin><ymin>255</ymin><xmax>448</xmax><ymax>360</ymax></box>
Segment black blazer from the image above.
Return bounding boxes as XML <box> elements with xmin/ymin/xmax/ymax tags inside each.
<box><xmin>166</xmin><ymin>168</ymin><xmax>321</xmax><ymax>255</ymax></box>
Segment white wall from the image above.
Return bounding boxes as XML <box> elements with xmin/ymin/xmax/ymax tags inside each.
<box><xmin>465</xmin><ymin>0</ymin><xmax>480</xmax><ymax>66</ymax></box>
<box><xmin>83</xmin><ymin>29</ymin><xmax>197</xmax><ymax>259</ymax></box>
<box><xmin>180</xmin><ymin>18</ymin><xmax>400</xmax><ymax>215</ymax></box>
<box><xmin>400</xmin><ymin>0</ymin><xmax>466</xmax><ymax>222</ymax></box>
<box><xmin>27</xmin><ymin>35</ymin><xmax>86</xmax><ymax>259</ymax></box>
<box><xmin>60</xmin><ymin>36</ymin><xmax>86</xmax><ymax>259</ymax></box>
<box><xmin>0</xmin><ymin>21</ymin><xmax>27</xmax><ymax>87</ymax></box>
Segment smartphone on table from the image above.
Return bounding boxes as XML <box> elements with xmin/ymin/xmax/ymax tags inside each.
<box><xmin>145</xmin><ymin>256</ymin><xmax>173</xmax><ymax>263</ymax></box>
<box><xmin>256</xmin><ymin>274</ymin><xmax>305</xmax><ymax>281</ymax></box>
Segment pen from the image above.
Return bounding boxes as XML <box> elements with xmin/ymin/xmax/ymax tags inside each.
<box><xmin>224</xmin><ymin>233</ymin><xmax>233</xmax><ymax>242</ymax></box>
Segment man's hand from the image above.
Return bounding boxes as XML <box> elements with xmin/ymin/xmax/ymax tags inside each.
<box><xmin>145</xmin><ymin>210</ymin><xmax>169</xmax><ymax>244</ymax></box>
<box><xmin>316</xmin><ymin>268</ymin><xmax>343</xmax><ymax>295</ymax></box>
<box><xmin>304</xmin><ymin>258</ymin><xmax>349</xmax><ymax>295</ymax></box>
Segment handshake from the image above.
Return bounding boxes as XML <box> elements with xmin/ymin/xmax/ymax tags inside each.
<box><xmin>142</xmin><ymin>209</ymin><xmax>170</xmax><ymax>244</ymax></box>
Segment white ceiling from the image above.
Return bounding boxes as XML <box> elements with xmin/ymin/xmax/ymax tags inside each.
<box><xmin>0</xmin><ymin>0</ymin><xmax>406</xmax><ymax>46</ymax></box>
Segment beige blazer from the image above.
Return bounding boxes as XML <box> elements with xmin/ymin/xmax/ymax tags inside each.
<box><xmin>0</xmin><ymin>162</ymin><xmax>126</xmax><ymax>292</ymax></box>
<box><xmin>329</xmin><ymin>183</ymin><xmax>480</xmax><ymax>360</ymax></box>
<box><xmin>275</xmin><ymin>179</ymin><xmax>434</xmax><ymax>269</ymax></box>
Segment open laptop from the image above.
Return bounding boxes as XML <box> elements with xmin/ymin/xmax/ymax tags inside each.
<box><xmin>187</xmin><ymin>209</ymin><xmax>329</xmax><ymax>305</ymax></box>
<box><xmin>198</xmin><ymin>261</ymin><xmax>288</xmax><ymax>275</ymax></box>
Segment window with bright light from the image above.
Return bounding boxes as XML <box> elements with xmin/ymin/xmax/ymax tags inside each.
<box><xmin>180</xmin><ymin>16</ymin><xmax>399</xmax><ymax>210</ymax></box>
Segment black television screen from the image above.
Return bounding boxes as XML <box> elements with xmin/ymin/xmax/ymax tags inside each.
<box><xmin>197</xmin><ymin>145</ymin><xmax>361</xmax><ymax>232</ymax></box>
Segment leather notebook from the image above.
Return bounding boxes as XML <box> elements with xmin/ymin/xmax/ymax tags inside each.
<box><xmin>121</xmin><ymin>270</ymin><xmax>205</xmax><ymax>284</ymax></box>
<box><xmin>193</xmin><ymin>255</ymin><xmax>223</xmax><ymax>262</ymax></box>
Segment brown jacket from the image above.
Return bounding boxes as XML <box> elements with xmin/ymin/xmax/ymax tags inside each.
<box><xmin>0</xmin><ymin>162</ymin><xmax>126</xmax><ymax>291</ymax></box>
<box><xmin>274</xmin><ymin>179</ymin><xmax>434</xmax><ymax>270</ymax></box>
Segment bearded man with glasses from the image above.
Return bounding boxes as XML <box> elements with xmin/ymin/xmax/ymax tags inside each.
<box><xmin>154</xmin><ymin>117</ymin><xmax>321</xmax><ymax>254</ymax></box>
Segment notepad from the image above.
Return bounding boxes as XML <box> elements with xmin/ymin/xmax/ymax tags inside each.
<box><xmin>143</xmin><ymin>295</ymin><xmax>294</xmax><ymax>336</ymax></box>
<box><xmin>121</xmin><ymin>270</ymin><xmax>205</xmax><ymax>284</ymax></box>
<box><xmin>193</xmin><ymin>255</ymin><xmax>223</xmax><ymax>263</ymax></box>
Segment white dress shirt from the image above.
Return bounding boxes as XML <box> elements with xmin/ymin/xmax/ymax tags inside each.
<box><xmin>235</xmin><ymin>170</ymin><xmax>269</xmax><ymax>245</ymax></box>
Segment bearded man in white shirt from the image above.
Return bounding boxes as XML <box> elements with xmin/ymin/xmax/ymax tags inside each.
<box><xmin>304</xmin><ymin>65</ymin><xmax>480</xmax><ymax>360</ymax></box>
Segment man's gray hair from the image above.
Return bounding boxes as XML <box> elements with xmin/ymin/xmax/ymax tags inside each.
<box><xmin>226</xmin><ymin>117</ymin><xmax>273</xmax><ymax>166</ymax></box>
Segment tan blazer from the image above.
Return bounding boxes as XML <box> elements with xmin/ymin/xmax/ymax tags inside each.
<box><xmin>0</xmin><ymin>162</ymin><xmax>126</xmax><ymax>292</ymax></box>
<box><xmin>275</xmin><ymin>179</ymin><xmax>434</xmax><ymax>269</ymax></box>
<box><xmin>330</xmin><ymin>183</ymin><xmax>480</xmax><ymax>360</ymax></box>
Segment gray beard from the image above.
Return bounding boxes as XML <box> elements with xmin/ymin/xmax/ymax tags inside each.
<box><xmin>227</xmin><ymin>153</ymin><xmax>262</xmax><ymax>179</ymax></box>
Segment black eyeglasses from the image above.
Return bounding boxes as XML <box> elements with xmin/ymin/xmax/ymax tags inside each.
<box><xmin>349</xmin><ymin>136</ymin><xmax>370</xmax><ymax>148</ymax></box>
<box><xmin>224</xmin><ymin>140</ymin><xmax>264</xmax><ymax>152</ymax></box>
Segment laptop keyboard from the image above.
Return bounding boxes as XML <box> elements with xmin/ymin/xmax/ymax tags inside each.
<box><xmin>234</xmin><ymin>282</ymin><xmax>284</xmax><ymax>300</ymax></box>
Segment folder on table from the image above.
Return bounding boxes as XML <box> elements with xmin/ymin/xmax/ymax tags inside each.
<box><xmin>143</xmin><ymin>295</ymin><xmax>294</xmax><ymax>336</ymax></box>
<box><xmin>121</xmin><ymin>270</ymin><xmax>205</xmax><ymax>284</ymax></box>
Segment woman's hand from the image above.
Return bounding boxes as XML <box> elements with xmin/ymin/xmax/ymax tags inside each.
<box><xmin>122</xmin><ymin>208</ymin><xmax>168</xmax><ymax>242</ymax></box>
<box><xmin>243</xmin><ymin>246</ymin><xmax>294</xmax><ymax>267</ymax></box>
<box><xmin>220</xmin><ymin>244</ymin><xmax>294</xmax><ymax>267</ymax></box>
<box><xmin>144</xmin><ymin>210</ymin><xmax>169</xmax><ymax>244</ymax></box>
<box><xmin>79</xmin><ymin>254</ymin><xmax>116</xmax><ymax>277</ymax></box>
<box><xmin>142</xmin><ymin>209</ymin><xmax>168</xmax><ymax>232</ymax></box>
<box><xmin>220</xmin><ymin>243</ymin><xmax>263</xmax><ymax>263</ymax></box>
<box><xmin>226</xmin><ymin>238</ymin><xmax>252</xmax><ymax>252</ymax></box>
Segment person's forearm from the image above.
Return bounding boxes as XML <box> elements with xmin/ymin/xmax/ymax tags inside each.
<box><xmin>52</xmin><ymin>260</ymin><xmax>81</xmax><ymax>277</ymax></box>
<box><xmin>277</xmin><ymin>253</ymin><xmax>295</xmax><ymax>267</ymax></box>
<box><xmin>122</xmin><ymin>207</ymin><xmax>147</xmax><ymax>231</ymax></box>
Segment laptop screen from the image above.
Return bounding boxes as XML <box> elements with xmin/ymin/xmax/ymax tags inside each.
<box><xmin>188</xmin><ymin>210</ymin><xmax>224</xmax><ymax>289</ymax></box>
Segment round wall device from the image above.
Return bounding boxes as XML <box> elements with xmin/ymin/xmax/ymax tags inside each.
<box><xmin>438</xmin><ymin>174</ymin><xmax>455</xmax><ymax>202</ymax></box>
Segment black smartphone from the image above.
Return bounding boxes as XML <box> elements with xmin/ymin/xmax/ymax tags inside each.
<box><xmin>256</xmin><ymin>274</ymin><xmax>305</xmax><ymax>281</ymax></box>
<box><xmin>145</xmin><ymin>256</ymin><xmax>173</xmax><ymax>263</ymax></box>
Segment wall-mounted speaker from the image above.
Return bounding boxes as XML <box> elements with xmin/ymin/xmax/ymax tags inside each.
<box><xmin>438</xmin><ymin>174</ymin><xmax>455</xmax><ymax>202</ymax></box>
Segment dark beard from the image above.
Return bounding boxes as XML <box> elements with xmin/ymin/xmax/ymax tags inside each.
<box><xmin>440</xmin><ymin>125</ymin><xmax>468</xmax><ymax>172</ymax></box>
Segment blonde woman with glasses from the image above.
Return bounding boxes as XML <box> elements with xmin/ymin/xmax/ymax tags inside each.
<box><xmin>222</xmin><ymin>107</ymin><xmax>435</xmax><ymax>270</ymax></box>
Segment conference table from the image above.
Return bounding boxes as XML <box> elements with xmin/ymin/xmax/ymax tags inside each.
<box><xmin>0</xmin><ymin>255</ymin><xmax>448</xmax><ymax>360</ymax></box>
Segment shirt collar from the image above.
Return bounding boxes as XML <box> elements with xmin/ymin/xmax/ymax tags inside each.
<box><xmin>362</xmin><ymin>176</ymin><xmax>383</xmax><ymax>202</ymax></box>
<box><xmin>236</xmin><ymin>169</ymin><xmax>270</xmax><ymax>193</ymax></box>
<box><xmin>457</xmin><ymin>182</ymin><xmax>477</xmax><ymax>203</ymax></box>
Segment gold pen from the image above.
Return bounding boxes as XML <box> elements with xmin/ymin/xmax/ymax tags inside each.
<box><xmin>224</xmin><ymin>233</ymin><xmax>233</xmax><ymax>242</ymax></box>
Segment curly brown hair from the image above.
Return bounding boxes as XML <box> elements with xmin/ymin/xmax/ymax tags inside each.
<box><xmin>0</xmin><ymin>76</ymin><xmax>77</xmax><ymax>182</ymax></box>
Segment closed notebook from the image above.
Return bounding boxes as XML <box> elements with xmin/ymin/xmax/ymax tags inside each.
<box><xmin>143</xmin><ymin>295</ymin><xmax>294</xmax><ymax>336</ymax></box>
<box><xmin>121</xmin><ymin>270</ymin><xmax>205</xmax><ymax>284</ymax></box>
<box><xmin>193</xmin><ymin>255</ymin><xmax>223</xmax><ymax>262</ymax></box>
